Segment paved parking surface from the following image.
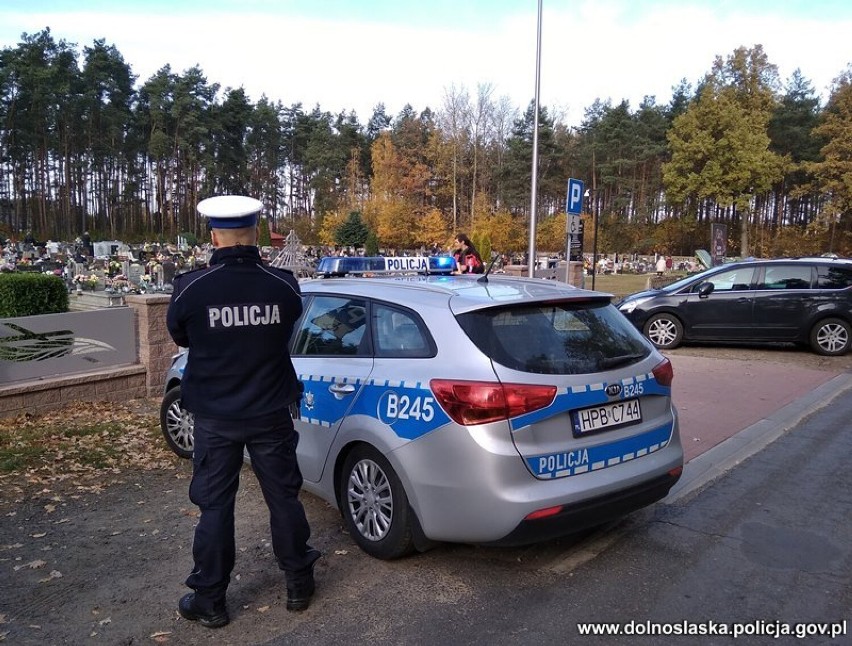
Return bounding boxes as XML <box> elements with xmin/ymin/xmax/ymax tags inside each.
<box><xmin>669</xmin><ymin>353</ymin><xmax>847</xmax><ymax>462</ymax></box>
<box><xmin>665</xmin><ymin>350</ymin><xmax>852</xmax><ymax>501</ymax></box>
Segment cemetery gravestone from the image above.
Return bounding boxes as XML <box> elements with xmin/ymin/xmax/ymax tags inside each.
<box><xmin>128</xmin><ymin>263</ymin><xmax>144</xmax><ymax>287</ymax></box>
<box><xmin>152</xmin><ymin>263</ymin><xmax>164</xmax><ymax>288</ymax></box>
<box><xmin>162</xmin><ymin>260</ymin><xmax>176</xmax><ymax>285</ymax></box>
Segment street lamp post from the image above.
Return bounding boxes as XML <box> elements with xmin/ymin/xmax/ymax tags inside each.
<box><xmin>588</xmin><ymin>189</ymin><xmax>599</xmax><ymax>291</ymax></box>
<box><xmin>527</xmin><ymin>0</ymin><xmax>543</xmax><ymax>278</ymax></box>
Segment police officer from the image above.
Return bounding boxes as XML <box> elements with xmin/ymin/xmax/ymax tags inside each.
<box><xmin>167</xmin><ymin>195</ymin><xmax>320</xmax><ymax>629</ymax></box>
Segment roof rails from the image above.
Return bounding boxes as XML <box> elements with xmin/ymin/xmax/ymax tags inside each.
<box><xmin>315</xmin><ymin>255</ymin><xmax>457</xmax><ymax>278</ymax></box>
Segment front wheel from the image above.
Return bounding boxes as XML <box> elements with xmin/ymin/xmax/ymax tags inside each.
<box><xmin>643</xmin><ymin>313</ymin><xmax>684</xmax><ymax>350</ymax></box>
<box><xmin>809</xmin><ymin>318</ymin><xmax>851</xmax><ymax>356</ymax></box>
<box><xmin>339</xmin><ymin>445</ymin><xmax>416</xmax><ymax>560</ymax></box>
<box><xmin>160</xmin><ymin>386</ymin><xmax>194</xmax><ymax>459</ymax></box>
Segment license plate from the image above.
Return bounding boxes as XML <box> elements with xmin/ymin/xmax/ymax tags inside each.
<box><xmin>572</xmin><ymin>399</ymin><xmax>642</xmax><ymax>435</ymax></box>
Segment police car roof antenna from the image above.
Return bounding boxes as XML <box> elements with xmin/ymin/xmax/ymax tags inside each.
<box><xmin>477</xmin><ymin>252</ymin><xmax>500</xmax><ymax>284</ymax></box>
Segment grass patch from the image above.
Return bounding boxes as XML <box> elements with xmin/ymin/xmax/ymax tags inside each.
<box><xmin>0</xmin><ymin>444</ymin><xmax>48</xmax><ymax>472</ymax></box>
<box><xmin>0</xmin><ymin>401</ymin><xmax>179</xmax><ymax>488</ymax></box>
<box><xmin>1</xmin><ymin>417</ymin><xmax>147</xmax><ymax>473</ymax></box>
<box><xmin>587</xmin><ymin>272</ymin><xmax>688</xmax><ymax>300</ymax></box>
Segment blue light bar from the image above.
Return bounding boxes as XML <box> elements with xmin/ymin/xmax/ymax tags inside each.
<box><xmin>316</xmin><ymin>256</ymin><xmax>457</xmax><ymax>277</ymax></box>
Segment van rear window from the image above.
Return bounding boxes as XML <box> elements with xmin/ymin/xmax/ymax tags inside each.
<box><xmin>816</xmin><ymin>266</ymin><xmax>852</xmax><ymax>289</ymax></box>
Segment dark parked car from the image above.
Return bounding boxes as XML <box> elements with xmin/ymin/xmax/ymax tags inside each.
<box><xmin>617</xmin><ymin>257</ymin><xmax>852</xmax><ymax>356</ymax></box>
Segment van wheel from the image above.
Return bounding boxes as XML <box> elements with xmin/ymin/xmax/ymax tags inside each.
<box><xmin>160</xmin><ymin>387</ymin><xmax>194</xmax><ymax>458</ymax></box>
<box><xmin>809</xmin><ymin>318</ymin><xmax>851</xmax><ymax>356</ymax></box>
<box><xmin>339</xmin><ymin>445</ymin><xmax>416</xmax><ymax>560</ymax></box>
<box><xmin>644</xmin><ymin>313</ymin><xmax>684</xmax><ymax>349</ymax></box>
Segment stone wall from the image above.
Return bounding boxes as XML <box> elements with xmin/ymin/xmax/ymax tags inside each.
<box><xmin>0</xmin><ymin>365</ymin><xmax>147</xmax><ymax>417</ymax></box>
<box><xmin>0</xmin><ymin>294</ymin><xmax>178</xmax><ymax>417</ymax></box>
<box><xmin>646</xmin><ymin>274</ymin><xmax>682</xmax><ymax>290</ymax></box>
<box><xmin>125</xmin><ymin>294</ymin><xmax>177</xmax><ymax>397</ymax></box>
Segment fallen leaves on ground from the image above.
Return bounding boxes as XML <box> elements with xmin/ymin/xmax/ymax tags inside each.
<box><xmin>38</xmin><ymin>570</ymin><xmax>62</xmax><ymax>583</ymax></box>
<box><xmin>0</xmin><ymin>399</ymin><xmax>181</xmax><ymax>504</ymax></box>
<box><xmin>12</xmin><ymin>559</ymin><xmax>46</xmax><ymax>571</ymax></box>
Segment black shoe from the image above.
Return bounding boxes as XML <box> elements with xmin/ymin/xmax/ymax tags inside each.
<box><xmin>286</xmin><ymin>549</ymin><xmax>322</xmax><ymax>612</ymax></box>
<box><xmin>286</xmin><ymin>577</ymin><xmax>315</xmax><ymax>612</ymax></box>
<box><xmin>178</xmin><ymin>593</ymin><xmax>229</xmax><ymax>628</ymax></box>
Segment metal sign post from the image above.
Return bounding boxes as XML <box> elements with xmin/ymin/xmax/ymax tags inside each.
<box><xmin>565</xmin><ymin>178</ymin><xmax>585</xmax><ymax>285</ymax></box>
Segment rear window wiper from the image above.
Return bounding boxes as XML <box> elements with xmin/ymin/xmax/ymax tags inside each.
<box><xmin>598</xmin><ymin>353</ymin><xmax>646</xmax><ymax>370</ymax></box>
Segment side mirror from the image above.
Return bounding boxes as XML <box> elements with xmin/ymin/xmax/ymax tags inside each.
<box><xmin>697</xmin><ymin>282</ymin><xmax>715</xmax><ymax>298</ymax></box>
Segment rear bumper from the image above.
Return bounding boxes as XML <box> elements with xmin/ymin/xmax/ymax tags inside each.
<box><xmin>482</xmin><ymin>468</ymin><xmax>682</xmax><ymax>547</ymax></box>
<box><xmin>392</xmin><ymin>412</ymin><xmax>683</xmax><ymax>544</ymax></box>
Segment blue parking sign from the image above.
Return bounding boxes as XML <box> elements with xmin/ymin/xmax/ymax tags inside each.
<box><xmin>567</xmin><ymin>178</ymin><xmax>584</xmax><ymax>215</ymax></box>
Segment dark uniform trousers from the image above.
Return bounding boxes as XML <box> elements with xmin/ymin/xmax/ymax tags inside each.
<box><xmin>187</xmin><ymin>412</ymin><xmax>312</xmax><ymax>610</ymax></box>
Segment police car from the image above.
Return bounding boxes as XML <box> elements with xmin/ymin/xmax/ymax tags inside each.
<box><xmin>161</xmin><ymin>256</ymin><xmax>683</xmax><ymax>559</ymax></box>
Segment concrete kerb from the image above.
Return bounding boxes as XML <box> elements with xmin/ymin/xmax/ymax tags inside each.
<box><xmin>665</xmin><ymin>371</ymin><xmax>852</xmax><ymax>504</ymax></box>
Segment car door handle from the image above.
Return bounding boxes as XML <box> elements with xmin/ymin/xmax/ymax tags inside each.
<box><xmin>329</xmin><ymin>383</ymin><xmax>356</xmax><ymax>398</ymax></box>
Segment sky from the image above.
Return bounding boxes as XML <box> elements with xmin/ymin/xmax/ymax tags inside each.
<box><xmin>3</xmin><ymin>0</ymin><xmax>851</xmax><ymax>126</ymax></box>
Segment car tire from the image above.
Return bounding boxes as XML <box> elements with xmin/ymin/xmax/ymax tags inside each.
<box><xmin>643</xmin><ymin>313</ymin><xmax>684</xmax><ymax>349</ymax></box>
<box><xmin>339</xmin><ymin>445</ymin><xmax>416</xmax><ymax>560</ymax></box>
<box><xmin>160</xmin><ymin>386</ymin><xmax>194</xmax><ymax>459</ymax></box>
<box><xmin>809</xmin><ymin>318</ymin><xmax>851</xmax><ymax>356</ymax></box>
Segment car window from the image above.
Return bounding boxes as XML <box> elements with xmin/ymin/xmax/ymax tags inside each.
<box><xmin>457</xmin><ymin>302</ymin><xmax>650</xmax><ymax>375</ymax></box>
<box><xmin>697</xmin><ymin>267</ymin><xmax>755</xmax><ymax>292</ymax></box>
<box><xmin>816</xmin><ymin>266</ymin><xmax>852</xmax><ymax>289</ymax></box>
<box><xmin>292</xmin><ymin>295</ymin><xmax>368</xmax><ymax>356</ymax></box>
<box><xmin>372</xmin><ymin>303</ymin><xmax>433</xmax><ymax>358</ymax></box>
<box><xmin>758</xmin><ymin>265</ymin><xmax>813</xmax><ymax>290</ymax></box>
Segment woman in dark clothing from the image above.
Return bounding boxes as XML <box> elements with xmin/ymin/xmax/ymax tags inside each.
<box><xmin>453</xmin><ymin>233</ymin><xmax>484</xmax><ymax>274</ymax></box>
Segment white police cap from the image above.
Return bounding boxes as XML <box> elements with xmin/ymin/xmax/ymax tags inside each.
<box><xmin>197</xmin><ymin>195</ymin><xmax>263</xmax><ymax>229</ymax></box>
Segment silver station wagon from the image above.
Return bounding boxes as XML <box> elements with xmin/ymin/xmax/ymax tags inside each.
<box><xmin>161</xmin><ymin>261</ymin><xmax>683</xmax><ymax>559</ymax></box>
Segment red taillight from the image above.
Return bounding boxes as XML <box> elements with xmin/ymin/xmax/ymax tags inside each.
<box><xmin>525</xmin><ymin>505</ymin><xmax>563</xmax><ymax>521</ymax></box>
<box><xmin>652</xmin><ymin>357</ymin><xmax>674</xmax><ymax>387</ymax></box>
<box><xmin>429</xmin><ymin>380</ymin><xmax>557</xmax><ymax>426</ymax></box>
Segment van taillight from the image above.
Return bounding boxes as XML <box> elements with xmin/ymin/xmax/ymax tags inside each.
<box><xmin>430</xmin><ymin>380</ymin><xmax>557</xmax><ymax>426</ymax></box>
<box><xmin>652</xmin><ymin>358</ymin><xmax>674</xmax><ymax>387</ymax></box>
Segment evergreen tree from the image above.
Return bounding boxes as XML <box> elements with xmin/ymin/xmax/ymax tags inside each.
<box><xmin>365</xmin><ymin>229</ymin><xmax>379</xmax><ymax>255</ymax></box>
<box><xmin>768</xmin><ymin>70</ymin><xmax>823</xmax><ymax>230</ymax></box>
<box><xmin>335</xmin><ymin>211</ymin><xmax>369</xmax><ymax>248</ymax></box>
<box><xmin>258</xmin><ymin>216</ymin><xmax>272</xmax><ymax>247</ymax></box>
<box><xmin>664</xmin><ymin>46</ymin><xmax>785</xmax><ymax>256</ymax></box>
<box><xmin>807</xmin><ymin>68</ymin><xmax>852</xmax><ymax>253</ymax></box>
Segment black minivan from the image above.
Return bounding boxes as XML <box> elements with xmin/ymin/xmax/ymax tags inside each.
<box><xmin>617</xmin><ymin>258</ymin><xmax>852</xmax><ymax>356</ymax></box>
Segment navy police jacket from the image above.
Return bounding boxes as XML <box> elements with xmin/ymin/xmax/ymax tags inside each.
<box><xmin>166</xmin><ymin>245</ymin><xmax>303</xmax><ymax>420</ymax></box>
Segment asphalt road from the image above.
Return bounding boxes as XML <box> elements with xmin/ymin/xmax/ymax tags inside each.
<box><xmin>225</xmin><ymin>385</ymin><xmax>852</xmax><ymax>645</ymax></box>
<box><xmin>489</xmin><ymin>378</ymin><xmax>852</xmax><ymax>645</ymax></box>
<box><xmin>279</xmin><ymin>383</ymin><xmax>852</xmax><ymax>646</ymax></box>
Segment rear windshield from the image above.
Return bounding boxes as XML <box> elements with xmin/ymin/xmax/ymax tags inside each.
<box><xmin>457</xmin><ymin>301</ymin><xmax>651</xmax><ymax>375</ymax></box>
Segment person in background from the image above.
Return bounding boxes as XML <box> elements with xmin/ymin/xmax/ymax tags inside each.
<box><xmin>453</xmin><ymin>233</ymin><xmax>484</xmax><ymax>274</ymax></box>
<box><xmin>80</xmin><ymin>231</ymin><xmax>93</xmax><ymax>257</ymax></box>
<box><xmin>167</xmin><ymin>195</ymin><xmax>320</xmax><ymax>629</ymax></box>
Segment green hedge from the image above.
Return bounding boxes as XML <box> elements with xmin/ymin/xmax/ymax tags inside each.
<box><xmin>0</xmin><ymin>273</ymin><xmax>69</xmax><ymax>317</ymax></box>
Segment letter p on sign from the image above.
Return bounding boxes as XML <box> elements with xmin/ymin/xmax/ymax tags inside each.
<box><xmin>567</xmin><ymin>178</ymin><xmax>584</xmax><ymax>215</ymax></box>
